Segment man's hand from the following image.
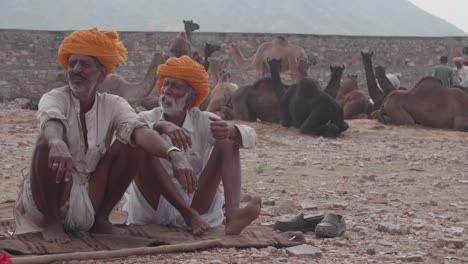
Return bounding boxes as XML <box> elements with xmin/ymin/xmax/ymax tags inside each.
<box><xmin>48</xmin><ymin>139</ymin><xmax>72</xmax><ymax>183</ymax></box>
<box><xmin>168</xmin><ymin>151</ymin><xmax>197</xmax><ymax>194</ymax></box>
<box><xmin>154</xmin><ymin>121</ymin><xmax>192</xmax><ymax>151</ymax></box>
<box><xmin>209</xmin><ymin>116</ymin><xmax>236</xmax><ymax>141</ymax></box>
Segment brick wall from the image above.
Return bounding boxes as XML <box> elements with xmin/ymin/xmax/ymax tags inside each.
<box><xmin>1</xmin><ymin>29</ymin><xmax>467</xmax><ymax>100</ymax></box>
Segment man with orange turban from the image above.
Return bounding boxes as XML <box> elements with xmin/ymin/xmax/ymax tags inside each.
<box><xmin>14</xmin><ymin>28</ymin><xmax>196</xmax><ymax>243</ymax></box>
<box><xmin>124</xmin><ymin>56</ymin><xmax>261</xmax><ymax>235</ymax></box>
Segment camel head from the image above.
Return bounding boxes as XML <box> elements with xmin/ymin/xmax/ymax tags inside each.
<box><xmin>183</xmin><ymin>20</ymin><xmax>200</xmax><ymax>32</ymax></box>
<box><xmin>205</xmin><ymin>43</ymin><xmax>221</xmax><ymax>57</ymax></box>
<box><xmin>360</xmin><ymin>50</ymin><xmax>374</xmax><ymax>59</ymax></box>
<box><xmin>330</xmin><ymin>64</ymin><xmax>345</xmax><ymax>76</ymax></box>
<box><xmin>266</xmin><ymin>58</ymin><xmax>282</xmax><ymax>71</ymax></box>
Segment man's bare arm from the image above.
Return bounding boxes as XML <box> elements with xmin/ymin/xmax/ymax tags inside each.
<box><xmin>43</xmin><ymin>120</ymin><xmax>73</xmax><ymax>183</ymax></box>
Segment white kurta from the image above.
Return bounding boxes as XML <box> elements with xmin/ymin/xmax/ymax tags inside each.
<box><xmin>15</xmin><ymin>85</ymin><xmax>147</xmax><ymax>234</ymax></box>
<box><xmin>124</xmin><ymin>107</ymin><xmax>256</xmax><ymax>228</ymax></box>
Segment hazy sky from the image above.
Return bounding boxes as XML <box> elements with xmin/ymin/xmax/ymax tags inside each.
<box><xmin>410</xmin><ymin>0</ymin><xmax>468</xmax><ymax>33</ymax></box>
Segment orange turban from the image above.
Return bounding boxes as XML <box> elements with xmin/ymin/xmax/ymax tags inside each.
<box><xmin>58</xmin><ymin>28</ymin><xmax>127</xmax><ymax>75</ymax></box>
<box><xmin>156</xmin><ymin>56</ymin><xmax>210</xmax><ymax>107</ymax></box>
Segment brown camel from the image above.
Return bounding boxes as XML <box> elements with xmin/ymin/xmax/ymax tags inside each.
<box><xmin>192</xmin><ymin>43</ymin><xmax>222</xmax><ymax>71</ymax></box>
<box><xmin>220</xmin><ymin>78</ymin><xmax>280</xmax><ymax>122</ymax></box>
<box><xmin>97</xmin><ymin>52</ymin><xmax>165</xmax><ymax>107</ymax></box>
<box><xmin>199</xmin><ymin>56</ymin><xmax>228</xmax><ymax>111</ymax></box>
<box><xmin>229</xmin><ymin>36</ymin><xmax>310</xmax><ymax>82</ymax></box>
<box><xmin>206</xmin><ymin>71</ymin><xmax>239</xmax><ymax>115</ymax></box>
<box><xmin>378</xmin><ymin>77</ymin><xmax>468</xmax><ymax>131</ymax></box>
<box><xmin>336</xmin><ymin>74</ymin><xmax>369</xmax><ymax>119</ymax></box>
<box><xmin>220</xmin><ymin>58</ymin><xmax>288</xmax><ymax>122</ymax></box>
<box><xmin>169</xmin><ymin>20</ymin><xmax>200</xmax><ymax>58</ymax></box>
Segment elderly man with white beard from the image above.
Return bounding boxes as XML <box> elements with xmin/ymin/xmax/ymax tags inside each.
<box><xmin>124</xmin><ymin>56</ymin><xmax>261</xmax><ymax>235</ymax></box>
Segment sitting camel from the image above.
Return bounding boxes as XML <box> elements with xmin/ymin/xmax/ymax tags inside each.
<box><xmin>378</xmin><ymin>77</ymin><xmax>468</xmax><ymax>131</ymax></box>
<box><xmin>280</xmin><ymin>77</ymin><xmax>349</xmax><ymax>138</ymax></box>
<box><xmin>323</xmin><ymin>65</ymin><xmax>369</xmax><ymax>119</ymax></box>
<box><xmin>336</xmin><ymin>74</ymin><xmax>370</xmax><ymax>120</ymax></box>
<box><xmin>206</xmin><ymin>71</ymin><xmax>239</xmax><ymax>115</ymax></box>
<box><xmin>169</xmin><ymin>20</ymin><xmax>199</xmax><ymax>58</ymax></box>
<box><xmin>229</xmin><ymin>36</ymin><xmax>311</xmax><ymax>83</ymax></box>
<box><xmin>220</xmin><ymin>59</ymin><xmax>286</xmax><ymax>122</ymax></box>
<box><xmin>97</xmin><ymin>52</ymin><xmax>165</xmax><ymax>108</ymax></box>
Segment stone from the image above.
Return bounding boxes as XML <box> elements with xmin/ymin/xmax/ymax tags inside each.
<box><xmin>377</xmin><ymin>222</ymin><xmax>410</xmax><ymax>235</ymax></box>
<box><xmin>286</xmin><ymin>244</ymin><xmax>322</xmax><ymax>258</ymax></box>
<box><xmin>276</xmin><ymin>200</ymin><xmax>296</xmax><ymax>215</ymax></box>
<box><xmin>300</xmin><ymin>200</ymin><xmax>318</xmax><ymax>210</ymax></box>
<box><xmin>436</xmin><ymin>238</ymin><xmax>465</xmax><ymax>249</ymax></box>
<box><xmin>397</xmin><ymin>254</ymin><xmax>424</xmax><ymax>262</ymax></box>
<box><xmin>333</xmin><ymin>202</ymin><xmax>348</xmax><ymax>209</ymax></box>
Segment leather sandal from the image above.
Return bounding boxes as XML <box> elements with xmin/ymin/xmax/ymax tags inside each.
<box><xmin>315</xmin><ymin>213</ymin><xmax>346</xmax><ymax>238</ymax></box>
<box><xmin>273</xmin><ymin>212</ymin><xmax>325</xmax><ymax>232</ymax></box>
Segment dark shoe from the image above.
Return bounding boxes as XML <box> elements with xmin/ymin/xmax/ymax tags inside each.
<box><xmin>273</xmin><ymin>213</ymin><xmax>324</xmax><ymax>232</ymax></box>
<box><xmin>315</xmin><ymin>213</ymin><xmax>346</xmax><ymax>238</ymax></box>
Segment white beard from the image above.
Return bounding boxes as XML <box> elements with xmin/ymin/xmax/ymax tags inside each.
<box><xmin>159</xmin><ymin>93</ymin><xmax>189</xmax><ymax>116</ymax></box>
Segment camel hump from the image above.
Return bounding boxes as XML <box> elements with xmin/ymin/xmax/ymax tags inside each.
<box><xmin>413</xmin><ymin>76</ymin><xmax>443</xmax><ymax>91</ymax></box>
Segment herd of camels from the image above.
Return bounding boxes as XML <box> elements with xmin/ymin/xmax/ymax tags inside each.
<box><xmin>51</xmin><ymin>20</ymin><xmax>468</xmax><ymax>137</ymax></box>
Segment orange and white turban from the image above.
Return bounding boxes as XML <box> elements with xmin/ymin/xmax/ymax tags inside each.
<box><xmin>156</xmin><ymin>56</ymin><xmax>210</xmax><ymax>107</ymax></box>
<box><xmin>58</xmin><ymin>27</ymin><xmax>127</xmax><ymax>75</ymax></box>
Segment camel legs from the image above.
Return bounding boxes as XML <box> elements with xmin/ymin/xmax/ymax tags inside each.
<box><xmin>380</xmin><ymin>104</ymin><xmax>415</xmax><ymax>126</ymax></box>
<box><xmin>453</xmin><ymin>116</ymin><xmax>468</xmax><ymax>131</ymax></box>
<box><xmin>343</xmin><ymin>102</ymin><xmax>368</xmax><ymax>120</ymax></box>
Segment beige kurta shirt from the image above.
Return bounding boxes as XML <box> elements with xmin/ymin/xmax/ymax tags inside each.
<box><xmin>14</xmin><ymin>85</ymin><xmax>147</xmax><ymax>234</ymax></box>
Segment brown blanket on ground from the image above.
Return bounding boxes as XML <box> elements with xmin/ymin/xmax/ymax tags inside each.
<box><xmin>0</xmin><ymin>218</ymin><xmax>304</xmax><ymax>256</ymax></box>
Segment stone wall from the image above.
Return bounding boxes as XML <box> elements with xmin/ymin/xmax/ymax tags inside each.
<box><xmin>1</xmin><ymin>29</ymin><xmax>467</xmax><ymax>101</ymax></box>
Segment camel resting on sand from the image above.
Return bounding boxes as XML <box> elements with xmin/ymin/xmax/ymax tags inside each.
<box><xmin>229</xmin><ymin>36</ymin><xmax>311</xmax><ymax>83</ymax></box>
<box><xmin>378</xmin><ymin>77</ymin><xmax>468</xmax><ymax>131</ymax></box>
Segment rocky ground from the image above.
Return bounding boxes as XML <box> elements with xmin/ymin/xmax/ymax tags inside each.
<box><xmin>1</xmin><ymin>100</ymin><xmax>467</xmax><ymax>263</ymax></box>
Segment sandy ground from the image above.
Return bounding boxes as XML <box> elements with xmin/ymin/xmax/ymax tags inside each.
<box><xmin>1</xmin><ymin>101</ymin><xmax>468</xmax><ymax>263</ymax></box>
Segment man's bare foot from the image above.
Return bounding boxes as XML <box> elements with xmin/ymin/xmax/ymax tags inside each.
<box><xmin>42</xmin><ymin>222</ymin><xmax>70</xmax><ymax>243</ymax></box>
<box><xmin>225</xmin><ymin>196</ymin><xmax>262</xmax><ymax>235</ymax></box>
<box><xmin>183</xmin><ymin>209</ymin><xmax>210</xmax><ymax>236</ymax></box>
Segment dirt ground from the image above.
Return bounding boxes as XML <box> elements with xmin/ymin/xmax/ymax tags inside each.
<box><xmin>1</xmin><ymin>101</ymin><xmax>468</xmax><ymax>264</ymax></box>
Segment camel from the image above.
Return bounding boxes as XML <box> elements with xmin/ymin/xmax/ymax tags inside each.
<box><xmin>229</xmin><ymin>36</ymin><xmax>311</xmax><ymax>82</ymax></box>
<box><xmin>220</xmin><ymin>77</ymin><xmax>281</xmax><ymax>122</ymax></box>
<box><xmin>206</xmin><ymin>71</ymin><xmax>238</xmax><ymax>115</ymax></box>
<box><xmin>169</xmin><ymin>20</ymin><xmax>200</xmax><ymax>58</ymax></box>
<box><xmin>378</xmin><ymin>77</ymin><xmax>468</xmax><ymax>131</ymax></box>
<box><xmin>220</xmin><ymin>58</ymin><xmax>291</xmax><ymax>122</ymax></box>
<box><xmin>324</xmin><ymin>65</ymin><xmax>345</xmax><ymax>98</ymax></box>
<box><xmin>279</xmin><ymin>75</ymin><xmax>348</xmax><ymax>138</ymax></box>
<box><xmin>191</xmin><ymin>43</ymin><xmax>222</xmax><ymax>71</ymax></box>
<box><xmin>199</xmin><ymin>56</ymin><xmax>228</xmax><ymax>111</ymax></box>
<box><xmin>361</xmin><ymin>51</ymin><xmax>402</xmax><ymax>111</ymax></box>
<box><xmin>336</xmin><ymin>74</ymin><xmax>369</xmax><ymax>119</ymax></box>
<box><xmin>97</xmin><ymin>52</ymin><xmax>165</xmax><ymax>108</ymax></box>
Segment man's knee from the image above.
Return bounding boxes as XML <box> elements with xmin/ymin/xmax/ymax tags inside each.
<box><xmin>104</xmin><ymin>141</ymin><xmax>145</xmax><ymax>168</ymax></box>
<box><xmin>213</xmin><ymin>139</ymin><xmax>240</xmax><ymax>158</ymax></box>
